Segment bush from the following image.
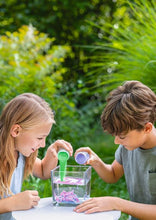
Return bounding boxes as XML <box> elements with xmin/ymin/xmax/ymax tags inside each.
<box><xmin>0</xmin><ymin>24</ymin><xmax>71</xmax><ymax>101</ymax></box>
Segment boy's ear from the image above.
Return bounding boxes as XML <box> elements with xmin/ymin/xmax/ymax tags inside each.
<box><xmin>144</xmin><ymin>122</ymin><xmax>153</xmax><ymax>133</ymax></box>
<box><xmin>10</xmin><ymin>124</ymin><xmax>21</xmax><ymax>137</ymax></box>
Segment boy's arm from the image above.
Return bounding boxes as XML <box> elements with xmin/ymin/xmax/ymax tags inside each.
<box><xmin>75</xmin><ymin>147</ymin><xmax>124</xmax><ymax>183</ymax></box>
<box><xmin>75</xmin><ymin>196</ymin><xmax>156</xmax><ymax>220</ymax></box>
<box><xmin>90</xmin><ymin>158</ymin><xmax>124</xmax><ymax>183</ymax></box>
<box><xmin>116</xmin><ymin>198</ymin><xmax>156</xmax><ymax>220</ymax></box>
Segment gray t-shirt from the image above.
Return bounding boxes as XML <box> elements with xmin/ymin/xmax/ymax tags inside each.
<box><xmin>115</xmin><ymin>145</ymin><xmax>156</xmax><ymax>220</ymax></box>
<box><xmin>0</xmin><ymin>153</ymin><xmax>25</xmax><ymax>220</ymax></box>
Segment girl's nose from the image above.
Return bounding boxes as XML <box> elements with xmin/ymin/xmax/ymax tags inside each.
<box><xmin>40</xmin><ymin>139</ymin><xmax>46</xmax><ymax>148</ymax></box>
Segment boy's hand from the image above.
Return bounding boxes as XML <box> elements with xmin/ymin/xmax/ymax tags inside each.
<box><xmin>74</xmin><ymin>196</ymin><xmax>116</xmax><ymax>214</ymax></box>
<box><xmin>74</xmin><ymin>147</ymin><xmax>100</xmax><ymax>166</ymax></box>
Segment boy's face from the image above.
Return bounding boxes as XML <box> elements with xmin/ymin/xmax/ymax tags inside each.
<box><xmin>114</xmin><ymin>129</ymin><xmax>148</xmax><ymax>150</ymax></box>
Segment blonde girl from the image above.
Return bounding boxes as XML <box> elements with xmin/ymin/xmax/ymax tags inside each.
<box><xmin>0</xmin><ymin>93</ymin><xmax>73</xmax><ymax>219</ymax></box>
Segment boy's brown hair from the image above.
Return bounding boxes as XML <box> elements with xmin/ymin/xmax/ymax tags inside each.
<box><xmin>101</xmin><ymin>81</ymin><xmax>156</xmax><ymax>136</ymax></box>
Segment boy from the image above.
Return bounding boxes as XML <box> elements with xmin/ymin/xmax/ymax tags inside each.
<box><xmin>74</xmin><ymin>81</ymin><xmax>156</xmax><ymax>220</ymax></box>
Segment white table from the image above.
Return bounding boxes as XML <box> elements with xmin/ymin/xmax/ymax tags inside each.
<box><xmin>13</xmin><ymin>197</ymin><xmax>121</xmax><ymax>220</ymax></box>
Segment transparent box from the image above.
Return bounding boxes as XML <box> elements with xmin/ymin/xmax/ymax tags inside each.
<box><xmin>51</xmin><ymin>165</ymin><xmax>91</xmax><ymax>206</ymax></box>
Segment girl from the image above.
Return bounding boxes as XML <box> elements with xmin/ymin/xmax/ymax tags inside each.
<box><xmin>0</xmin><ymin>93</ymin><xmax>73</xmax><ymax>220</ymax></box>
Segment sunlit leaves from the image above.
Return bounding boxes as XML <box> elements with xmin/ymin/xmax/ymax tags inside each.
<box><xmin>0</xmin><ymin>25</ymin><xmax>71</xmax><ymax>99</ymax></box>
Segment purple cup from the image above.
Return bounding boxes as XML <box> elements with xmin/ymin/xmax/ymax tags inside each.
<box><xmin>75</xmin><ymin>152</ymin><xmax>90</xmax><ymax>164</ymax></box>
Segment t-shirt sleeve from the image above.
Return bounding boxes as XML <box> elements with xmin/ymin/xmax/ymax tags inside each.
<box><xmin>115</xmin><ymin>145</ymin><xmax>123</xmax><ymax>165</ymax></box>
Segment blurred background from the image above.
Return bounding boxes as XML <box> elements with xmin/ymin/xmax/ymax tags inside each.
<box><xmin>1</xmin><ymin>0</ymin><xmax>156</xmax><ymax>219</ymax></box>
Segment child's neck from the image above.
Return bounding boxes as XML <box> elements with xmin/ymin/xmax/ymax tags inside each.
<box><xmin>142</xmin><ymin>127</ymin><xmax>156</xmax><ymax>149</ymax></box>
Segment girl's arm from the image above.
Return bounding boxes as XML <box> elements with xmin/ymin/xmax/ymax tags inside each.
<box><xmin>33</xmin><ymin>139</ymin><xmax>73</xmax><ymax>179</ymax></box>
<box><xmin>75</xmin><ymin>147</ymin><xmax>124</xmax><ymax>183</ymax></box>
<box><xmin>0</xmin><ymin>190</ymin><xmax>40</xmax><ymax>213</ymax></box>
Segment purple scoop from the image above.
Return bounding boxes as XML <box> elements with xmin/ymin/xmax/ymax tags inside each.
<box><xmin>75</xmin><ymin>152</ymin><xmax>90</xmax><ymax>164</ymax></box>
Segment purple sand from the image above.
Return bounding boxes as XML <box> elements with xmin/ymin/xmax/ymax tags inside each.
<box><xmin>54</xmin><ymin>177</ymin><xmax>84</xmax><ymax>185</ymax></box>
<box><xmin>55</xmin><ymin>190</ymin><xmax>80</xmax><ymax>204</ymax></box>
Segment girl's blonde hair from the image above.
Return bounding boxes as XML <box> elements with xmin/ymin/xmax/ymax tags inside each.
<box><xmin>0</xmin><ymin>93</ymin><xmax>55</xmax><ymax>198</ymax></box>
<box><xmin>101</xmin><ymin>81</ymin><xmax>156</xmax><ymax>135</ymax></box>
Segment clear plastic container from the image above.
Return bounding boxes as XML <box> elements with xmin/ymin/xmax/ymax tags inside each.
<box><xmin>51</xmin><ymin>165</ymin><xmax>91</xmax><ymax>206</ymax></box>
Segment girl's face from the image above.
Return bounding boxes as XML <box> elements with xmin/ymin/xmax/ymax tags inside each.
<box><xmin>14</xmin><ymin>122</ymin><xmax>52</xmax><ymax>157</ymax></box>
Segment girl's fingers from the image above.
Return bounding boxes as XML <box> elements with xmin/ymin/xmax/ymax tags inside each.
<box><xmin>32</xmin><ymin>200</ymin><xmax>39</xmax><ymax>207</ymax></box>
<box><xmin>31</xmin><ymin>190</ymin><xmax>39</xmax><ymax>196</ymax></box>
<box><xmin>58</xmin><ymin>140</ymin><xmax>73</xmax><ymax>156</ymax></box>
<box><xmin>51</xmin><ymin>140</ymin><xmax>73</xmax><ymax>156</ymax></box>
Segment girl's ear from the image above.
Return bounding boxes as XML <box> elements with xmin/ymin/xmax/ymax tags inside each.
<box><xmin>10</xmin><ymin>124</ymin><xmax>21</xmax><ymax>137</ymax></box>
<box><xmin>144</xmin><ymin>122</ymin><xmax>153</xmax><ymax>133</ymax></box>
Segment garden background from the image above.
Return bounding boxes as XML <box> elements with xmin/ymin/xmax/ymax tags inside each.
<box><xmin>1</xmin><ymin>0</ymin><xmax>156</xmax><ymax>219</ymax></box>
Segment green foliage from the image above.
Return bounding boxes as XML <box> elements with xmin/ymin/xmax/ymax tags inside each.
<box><xmin>0</xmin><ymin>24</ymin><xmax>71</xmax><ymax>100</ymax></box>
<box><xmin>0</xmin><ymin>0</ymin><xmax>115</xmax><ymax>45</ymax></box>
<box><xmin>0</xmin><ymin>0</ymin><xmax>118</xmax><ymax>113</ymax></box>
<box><xmin>85</xmin><ymin>0</ymin><xmax>156</xmax><ymax>93</ymax></box>
<box><xmin>22</xmin><ymin>176</ymin><xmax>52</xmax><ymax>198</ymax></box>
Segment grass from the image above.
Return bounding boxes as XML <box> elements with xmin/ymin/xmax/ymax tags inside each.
<box><xmin>22</xmin><ymin>126</ymin><xmax>129</xmax><ymax>219</ymax></box>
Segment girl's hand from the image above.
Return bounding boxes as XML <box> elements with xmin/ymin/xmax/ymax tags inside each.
<box><xmin>12</xmin><ymin>190</ymin><xmax>40</xmax><ymax>211</ymax></box>
<box><xmin>74</xmin><ymin>147</ymin><xmax>100</xmax><ymax>166</ymax></box>
<box><xmin>33</xmin><ymin>140</ymin><xmax>73</xmax><ymax>179</ymax></box>
<box><xmin>48</xmin><ymin>139</ymin><xmax>73</xmax><ymax>158</ymax></box>
<box><xmin>74</xmin><ymin>197</ymin><xmax>116</xmax><ymax>214</ymax></box>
